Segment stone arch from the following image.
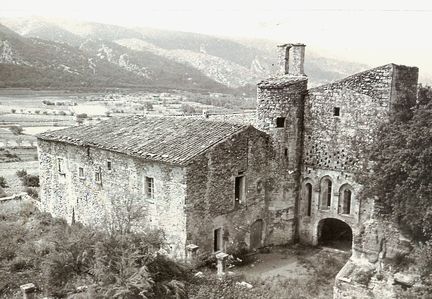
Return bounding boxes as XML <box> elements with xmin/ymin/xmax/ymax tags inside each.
<box><xmin>250</xmin><ymin>219</ymin><xmax>264</xmax><ymax>250</ymax></box>
<box><xmin>319</xmin><ymin>176</ymin><xmax>333</xmax><ymax>210</ymax></box>
<box><xmin>338</xmin><ymin>184</ymin><xmax>353</xmax><ymax>215</ymax></box>
<box><xmin>317</xmin><ymin>218</ymin><xmax>353</xmax><ymax>251</ymax></box>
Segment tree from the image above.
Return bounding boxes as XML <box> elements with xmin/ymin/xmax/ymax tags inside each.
<box><xmin>360</xmin><ymin>85</ymin><xmax>432</xmax><ymax>241</ymax></box>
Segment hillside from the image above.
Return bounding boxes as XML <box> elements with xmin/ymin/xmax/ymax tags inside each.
<box><xmin>0</xmin><ymin>17</ymin><xmax>372</xmax><ymax>92</ymax></box>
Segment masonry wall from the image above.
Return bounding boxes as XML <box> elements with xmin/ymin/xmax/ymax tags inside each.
<box><xmin>299</xmin><ymin>64</ymin><xmax>419</xmax><ymax>245</ymax></box>
<box><xmin>37</xmin><ymin>139</ymin><xmax>187</xmax><ymax>259</ymax></box>
<box><xmin>257</xmin><ymin>78</ymin><xmax>308</xmax><ymax>243</ymax></box>
<box><xmin>184</xmin><ymin>127</ymin><xmax>295</xmax><ymax>255</ymax></box>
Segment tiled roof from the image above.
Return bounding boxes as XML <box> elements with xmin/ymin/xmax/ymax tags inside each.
<box><xmin>258</xmin><ymin>75</ymin><xmax>307</xmax><ymax>89</ymax></box>
<box><xmin>37</xmin><ymin>116</ymin><xmax>249</xmax><ymax>165</ymax></box>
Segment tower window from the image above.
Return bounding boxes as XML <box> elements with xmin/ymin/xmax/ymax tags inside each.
<box><xmin>334</xmin><ymin>107</ymin><xmax>340</xmax><ymax>116</ymax></box>
<box><xmin>107</xmin><ymin>161</ymin><xmax>112</xmax><ymax>170</ymax></box>
<box><xmin>276</xmin><ymin>117</ymin><xmax>286</xmax><ymax>128</ymax></box>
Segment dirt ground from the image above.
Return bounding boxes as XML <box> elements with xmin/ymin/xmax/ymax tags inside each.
<box><xmin>235</xmin><ymin>244</ymin><xmax>351</xmax><ymax>281</ymax></box>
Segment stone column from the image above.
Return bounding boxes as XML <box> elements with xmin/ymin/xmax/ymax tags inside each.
<box><xmin>186</xmin><ymin>244</ymin><xmax>199</xmax><ymax>263</ymax></box>
<box><xmin>215</xmin><ymin>252</ymin><xmax>229</xmax><ymax>277</ymax></box>
<box><xmin>20</xmin><ymin>283</ymin><xmax>36</xmax><ymax>299</ymax></box>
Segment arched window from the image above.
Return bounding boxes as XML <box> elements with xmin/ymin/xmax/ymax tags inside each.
<box><xmin>305</xmin><ymin>183</ymin><xmax>312</xmax><ymax>216</ymax></box>
<box><xmin>320</xmin><ymin>178</ymin><xmax>332</xmax><ymax>210</ymax></box>
<box><xmin>339</xmin><ymin>185</ymin><xmax>353</xmax><ymax>214</ymax></box>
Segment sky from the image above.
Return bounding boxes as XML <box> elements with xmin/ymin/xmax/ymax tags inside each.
<box><xmin>2</xmin><ymin>0</ymin><xmax>432</xmax><ymax>79</ymax></box>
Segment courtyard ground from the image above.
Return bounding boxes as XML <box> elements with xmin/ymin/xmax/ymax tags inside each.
<box><xmin>236</xmin><ymin>244</ymin><xmax>350</xmax><ymax>280</ymax></box>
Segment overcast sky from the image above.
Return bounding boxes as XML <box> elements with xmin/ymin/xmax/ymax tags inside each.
<box><xmin>2</xmin><ymin>0</ymin><xmax>432</xmax><ymax>79</ymax></box>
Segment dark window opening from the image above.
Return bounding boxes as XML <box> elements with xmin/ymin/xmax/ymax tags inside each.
<box><xmin>58</xmin><ymin>158</ymin><xmax>64</xmax><ymax>173</ymax></box>
<box><xmin>214</xmin><ymin>228</ymin><xmax>223</xmax><ymax>252</ymax></box>
<box><xmin>342</xmin><ymin>189</ymin><xmax>352</xmax><ymax>214</ymax></box>
<box><xmin>305</xmin><ymin>183</ymin><xmax>312</xmax><ymax>216</ymax></box>
<box><xmin>320</xmin><ymin>178</ymin><xmax>332</xmax><ymax>209</ymax></box>
<box><xmin>95</xmin><ymin>167</ymin><xmax>102</xmax><ymax>184</ymax></box>
<box><xmin>334</xmin><ymin>107</ymin><xmax>340</xmax><ymax>116</ymax></box>
<box><xmin>284</xmin><ymin>148</ymin><xmax>288</xmax><ymax>157</ymax></box>
<box><xmin>107</xmin><ymin>161</ymin><xmax>112</xmax><ymax>170</ymax></box>
<box><xmin>234</xmin><ymin>176</ymin><xmax>245</xmax><ymax>208</ymax></box>
<box><xmin>276</xmin><ymin>117</ymin><xmax>286</xmax><ymax>128</ymax></box>
<box><xmin>145</xmin><ymin>177</ymin><xmax>154</xmax><ymax>200</ymax></box>
<box><xmin>78</xmin><ymin>167</ymin><xmax>84</xmax><ymax>178</ymax></box>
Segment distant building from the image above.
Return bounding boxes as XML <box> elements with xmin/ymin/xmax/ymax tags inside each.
<box><xmin>37</xmin><ymin>43</ymin><xmax>419</xmax><ymax>260</ymax></box>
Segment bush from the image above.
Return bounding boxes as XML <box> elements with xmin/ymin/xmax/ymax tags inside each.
<box><xmin>25</xmin><ymin>187</ymin><xmax>38</xmax><ymax>199</ymax></box>
<box><xmin>0</xmin><ymin>176</ymin><xmax>8</xmax><ymax>188</ymax></box>
<box><xmin>22</xmin><ymin>175</ymin><xmax>40</xmax><ymax>187</ymax></box>
<box><xmin>11</xmin><ymin>109</ymin><xmax>16</xmax><ymax>113</ymax></box>
<box><xmin>16</xmin><ymin>169</ymin><xmax>27</xmax><ymax>178</ymax></box>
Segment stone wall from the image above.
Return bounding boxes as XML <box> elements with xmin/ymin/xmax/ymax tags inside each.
<box><xmin>299</xmin><ymin>64</ymin><xmax>419</xmax><ymax>246</ymax></box>
<box><xmin>257</xmin><ymin>78</ymin><xmax>308</xmax><ymax>243</ymax></box>
<box><xmin>37</xmin><ymin>139</ymin><xmax>187</xmax><ymax>259</ymax></box>
<box><xmin>184</xmin><ymin>126</ymin><xmax>295</xmax><ymax>255</ymax></box>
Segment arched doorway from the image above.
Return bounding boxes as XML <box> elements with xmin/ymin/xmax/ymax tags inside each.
<box><xmin>250</xmin><ymin>219</ymin><xmax>264</xmax><ymax>250</ymax></box>
<box><xmin>318</xmin><ymin>218</ymin><xmax>352</xmax><ymax>251</ymax></box>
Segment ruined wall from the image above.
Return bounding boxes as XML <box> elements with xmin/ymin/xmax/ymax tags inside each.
<box><xmin>184</xmin><ymin>127</ymin><xmax>295</xmax><ymax>255</ymax></box>
<box><xmin>299</xmin><ymin>64</ymin><xmax>419</xmax><ymax>245</ymax></box>
<box><xmin>37</xmin><ymin>139</ymin><xmax>187</xmax><ymax>259</ymax></box>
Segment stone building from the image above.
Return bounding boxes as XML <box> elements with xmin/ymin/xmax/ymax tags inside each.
<box><xmin>37</xmin><ymin>43</ymin><xmax>419</xmax><ymax>260</ymax></box>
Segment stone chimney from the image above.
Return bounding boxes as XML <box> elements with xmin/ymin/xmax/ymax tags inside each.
<box><xmin>277</xmin><ymin>43</ymin><xmax>306</xmax><ymax>76</ymax></box>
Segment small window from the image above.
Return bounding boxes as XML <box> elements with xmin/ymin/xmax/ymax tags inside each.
<box><xmin>214</xmin><ymin>228</ymin><xmax>223</xmax><ymax>252</ymax></box>
<box><xmin>107</xmin><ymin>161</ymin><xmax>112</xmax><ymax>171</ymax></box>
<box><xmin>305</xmin><ymin>183</ymin><xmax>312</xmax><ymax>216</ymax></box>
<box><xmin>95</xmin><ymin>167</ymin><xmax>102</xmax><ymax>184</ymax></box>
<box><xmin>58</xmin><ymin>158</ymin><xmax>65</xmax><ymax>174</ymax></box>
<box><xmin>284</xmin><ymin>148</ymin><xmax>288</xmax><ymax>157</ymax></box>
<box><xmin>320</xmin><ymin>178</ymin><xmax>332</xmax><ymax>210</ymax></box>
<box><xmin>234</xmin><ymin>176</ymin><xmax>245</xmax><ymax>208</ymax></box>
<box><xmin>334</xmin><ymin>107</ymin><xmax>340</xmax><ymax>116</ymax></box>
<box><xmin>78</xmin><ymin>167</ymin><xmax>84</xmax><ymax>179</ymax></box>
<box><xmin>276</xmin><ymin>117</ymin><xmax>286</xmax><ymax>128</ymax></box>
<box><xmin>145</xmin><ymin>177</ymin><xmax>154</xmax><ymax>200</ymax></box>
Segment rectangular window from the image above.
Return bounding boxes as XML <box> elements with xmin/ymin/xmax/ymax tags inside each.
<box><xmin>234</xmin><ymin>176</ymin><xmax>245</xmax><ymax>208</ymax></box>
<box><xmin>107</xmin><ymin>161</ymin><xmax>112</xmax><ymax>171</ymax></box>
<box><xmin>334</xmin><ymin>107</ymin><xmax>340</xmax><ymax>116</ymax></box>
<box><xmin>276</xmin><ymin>117</ymin><xmax>286</xmax><ymax>128</ymax></box>
<box><xmin>78</xmin><ymin>167</ymin><xmax>84</xmax><ymax>179</ymax></box>
<box><xmin>214</xmin><ymin>228</ymin><xmax>223</xmax><ymax>252</ymax></box>
<box><xmin>58</xmin><ymin>158</ymin><xmax>64</xmax><ymax>173</ymax></box>
<box><xmin>95</xmin><ymin>167</ymin><xmax>102</xmax><ymax>184</ymax></box>
<box><xmin>145</xmin><ymin>177</ymin><xmax>154</xmax><ymax>200</ymax></box>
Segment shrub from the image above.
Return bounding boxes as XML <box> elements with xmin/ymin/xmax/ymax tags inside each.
<box><xmin>16</xmin><ymin>169</ymin><xmax>27</xmax><ymax>178</ymax></box>
<box><xmin>11</xmin><ymin>109</ymin><xmax>16</xmax><ymax>113</ymax></box>
<box><xmin>25</xmin><ymin>187</ymin><xmax>38</xmax><ymax>199</ymax></box>
<box><xmin>22</xmin><ymin>175</ymin><xmax>40</xmax><ymax>187</ymax></box>
<box><xmin>0</xmin><ymin>176</ymin><xmax>8</xmax><ymax>188</ymax></box>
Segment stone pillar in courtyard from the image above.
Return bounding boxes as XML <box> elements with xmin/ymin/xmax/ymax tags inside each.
<box><xmin>20</xmin><ymin>283</ymin><xmax>36</xmax><ymax>299</ymax></box>
<box><xmin>215</xmin><ymin>252</ymin><xmax>229</xmax><ymax>277</ymax></box>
